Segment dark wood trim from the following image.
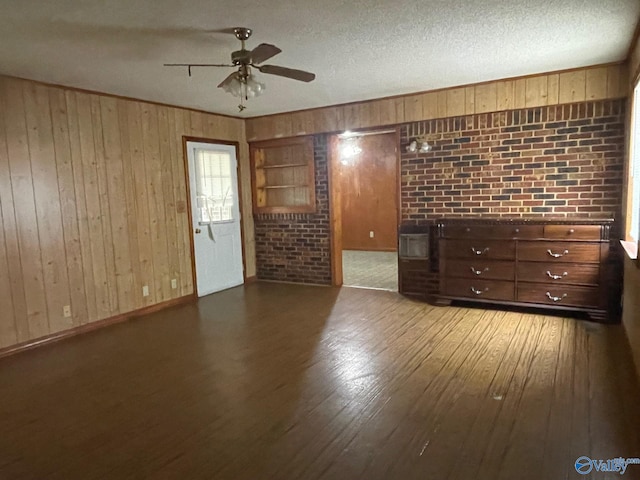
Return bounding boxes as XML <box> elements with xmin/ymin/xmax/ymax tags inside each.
<box><xmin>181</xmin><ymin>137</ymin><xmax>248</xmax><ymax>292</ymax></box>
<box><xmin>327</xmin><ymin>134</ymin><xmax>343</xmax><ymax>286</ymax></box>
<box><xmin>1</xmin><ymin>74</ymin><xmax>243</xmax><ymax>120</ymax></box>
<box><xmin>182</xmin><ymin>137</ymin><xmax>199</xmax><ymax>295</ymax></box>
<box><xmin>244</xmin><ymin>61</ymin><xmax>627</xmax><ymax>121</ymax></box>
<box><xmin>244</xmin><ymin>275</ymin><xmax>258</xmax><ymax>284</ymax></box>
<box><xmin>395</xmin><ymin>127</ymin><xmax>402</xmax><ymax>233</ymax></box>
<box><xmin>256</xmin><ymin>279</ymin><xmax>332</xmax><ymax>288</ymax></box>
<box><xmin>183</xmin><ymin>136</ymin><xmax>241</xmax><ymax>148</ymax></box>
<box><xmin>232</xmin><ymin>143</ymin><xmax>249</xmax><ymax>281</ymax></box>
<box><xmin>0</xmin><ymin>294</ymin><xmax>196</xmax><ymax>360</ymax></box>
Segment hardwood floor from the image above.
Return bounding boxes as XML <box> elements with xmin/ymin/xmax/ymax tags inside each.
<box><xmin>0</xmin><ymin>282</ymin><xmax>639</xmax><ymax>479</ymax></box>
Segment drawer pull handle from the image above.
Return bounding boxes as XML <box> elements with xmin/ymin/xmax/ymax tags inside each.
<box><xmin>547</xmin><ymin>249</ymin><xmax>569</xmax><ymax>258</ymax></box>
<box><xmin>514</xmin><ymin>228</ymin><xmax>520</xmax><ymax>234</ymax></box>
<box><xmin>569</xmin><ymin>229</ymin><xmax>575</xmax><ymax>234</ymax></box>
<box><xmin>471</xmin><ymin>247</ymin><xmax>490</xmax><ymax>255</ymax></box>
<box><xmin>470</xmin><ymin>267</ymin><xmax>490</xmax><ymax>275</ymax></box>
<box><xmin>470</xmin><ymin>287</ymin><xmax>489</xmax><ymax>295</ymax></box>
<box><xmin>546</xmin><ymin>292</ymin><xmax>568</xmax><ymax>302</ymax></box>
<box><xmin>546</xmin><ymin>271</ymin><xmax>568</xmax><ymax>280</ymax></box>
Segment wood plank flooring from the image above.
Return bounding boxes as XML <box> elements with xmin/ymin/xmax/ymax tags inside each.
<box><xmin>0</xmin><ymin>283</ymin><xmax>639</xmax><ymax>479</ymax></box>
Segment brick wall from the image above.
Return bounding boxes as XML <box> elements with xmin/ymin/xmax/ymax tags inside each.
<box><xmin>254</xmin><ymin>135</ymin><xmax>332</xmax><ymax>285</ymax></box>
<box><xmin>401</xmin><ymin>99</ymin><xmax>626</xmax><ymax>223</ymax></box>
<box><xmin>253</xmin><ymin>99</ymin><xmax>626</xmax><ymax>286</ymax></box>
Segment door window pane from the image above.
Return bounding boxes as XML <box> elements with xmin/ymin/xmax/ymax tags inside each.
<box><xmin>195</xmin><ymin>149</ymin><xmax>234</xmax><ymax>223</ymax></box>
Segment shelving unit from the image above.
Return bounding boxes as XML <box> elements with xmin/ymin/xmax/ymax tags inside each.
<box><xmin>250</xmin><ymin>136</ymin><xmax>316</xmax><ymax>214</ymax></box>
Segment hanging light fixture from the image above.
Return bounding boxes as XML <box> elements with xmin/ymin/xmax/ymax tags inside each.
<box><xmin>220</xmin><ymin>65</ymin><xmax>266</xmax><ymax>111</ymax></box>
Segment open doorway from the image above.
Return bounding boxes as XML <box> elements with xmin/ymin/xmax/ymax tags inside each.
<box><xmin>329</xmin><ymin>130</ymin><xmax>399</xmax><ymax>291</ymax></box>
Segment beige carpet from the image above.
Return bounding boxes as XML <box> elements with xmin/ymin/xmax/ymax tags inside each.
<box><xmin>342</xmin><ymin>250</ymin><xmax>398</xmax><ymax>291</ymax></box>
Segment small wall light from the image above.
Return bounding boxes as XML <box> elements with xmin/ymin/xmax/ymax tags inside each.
<box><xmin>406</xmin><ymin>138</ymin><xmax>432</xmax><ymax>154</ymax></box>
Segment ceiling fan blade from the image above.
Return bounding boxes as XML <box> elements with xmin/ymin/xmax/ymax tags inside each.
<box><xmin>164</xmin><ymin>63</ymin><xmax>233</xmax><ymax>67</ymax></box>
<box><xmin>250</xmin><ymin>43</ymin><xmax>282</xmax><ymax>64</ymax></box>
<box><xmin>217</xmin><ymin>71</ymin><xmax>239</xmax><ymax>88</ymax></box>
<box><xmin>257</xmin><ymin>65</ymin><xmax>316</xmax><ymax>82</ymax></box>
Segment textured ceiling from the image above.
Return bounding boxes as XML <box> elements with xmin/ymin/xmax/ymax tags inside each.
<box><xmin>0</xmin><ymin>0</ymin><xmax>638</xmax><ymax>117</ymax></box>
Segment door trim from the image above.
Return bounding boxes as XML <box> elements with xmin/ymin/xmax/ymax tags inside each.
<box><xmin>182</xmin><ymin>136</ymin><xmax>247</xmax><ymax>295</ymax></box>
<box><xmin>328</xmin><ymin>135</ymin><xmax>343</xmax><ymax>285</ymax></box>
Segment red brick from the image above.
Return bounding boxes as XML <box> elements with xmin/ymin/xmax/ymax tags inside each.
<box><xmin>396</xmin><ymin>100</ymin><xmax>623</xmax><ymax>225</ymax></box>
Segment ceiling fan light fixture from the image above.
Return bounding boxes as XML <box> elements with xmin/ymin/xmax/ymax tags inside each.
<box><xmin>245</xmin><ymin>75</ymin><xmax>265</xmax><ymax>98</ymax></box>
<box><xmin>164</xmin><ymin>27</ymin><xmax>314</xmax><ymax>111</ymax></box>
<box><xmin>221</xmin><ymin>72</ymin><xmax>265</xmax><ymax>99</ymax></box>
<box><xmin>222</xmin><ymin>74</ymin><xmax>243</xmax><ymax>97</ymax></box>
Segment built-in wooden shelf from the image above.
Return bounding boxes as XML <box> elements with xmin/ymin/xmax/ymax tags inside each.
<box><xmin>250</xmin><ymin>136</ymin><xmax>316</xmax><ymax>214</ymax></box>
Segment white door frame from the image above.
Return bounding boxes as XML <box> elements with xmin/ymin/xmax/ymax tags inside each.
<box><xmin>182</xmin><ymin>136</ymin><xmax>246</xmax><ymax>296</ymax></box>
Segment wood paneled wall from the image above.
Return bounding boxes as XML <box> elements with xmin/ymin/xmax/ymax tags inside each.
<box><xmin>0</xmin><ymin>75</ymin><xmax>254</xmax><ymax>349</ymax></box>
<box><xmin>340</xmin><ymin>133</ymin><xmax>398</xmax><ymax>251</ymax></box>
<box><xmin>246</xmin><ymin>63</ymin><xmax>628</xmax><ymax>142</ymax></box>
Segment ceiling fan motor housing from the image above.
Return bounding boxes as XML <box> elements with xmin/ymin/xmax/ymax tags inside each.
<box><xmin>231</xmin><ymin>49</ymin><xmax>252</xmax><ymax>65</ymax></box>
<box><xmin>233</xmin><ymin>27</ymin><xmax>252</xmax><ymax>41</ymax></box>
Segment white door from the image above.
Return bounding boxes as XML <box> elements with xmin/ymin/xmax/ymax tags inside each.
<box><xmin>186</xmin><ymin>141</ymin><xmax>244</xmax><ymax>296</ymax></box>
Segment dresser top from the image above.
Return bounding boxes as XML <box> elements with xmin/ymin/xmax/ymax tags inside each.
<box><xmin>436</xmin><ymin>216</ymin><xmax>615</xmax><ymax>225</ymax></box>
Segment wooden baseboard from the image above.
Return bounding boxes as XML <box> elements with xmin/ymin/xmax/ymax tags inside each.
<box><xmin>342</xmin><ymin>247</ymin><xmax>398</xmax><ymax>252</ymax></box>
<box><xmin>0</xmin><ymin>294</ymin><xmax>196</xmax><ymax>360</ymax></box>
<box><xmin>256</xmin><ymin>278</ymin><xmax>333</xmax><ymax>287</ymax></box>
<box><xmin>244</xmin><ymin>275</ymin><xmax>258</xmax><ymax>284</ymax></box>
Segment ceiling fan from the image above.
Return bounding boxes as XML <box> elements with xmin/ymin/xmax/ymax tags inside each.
<box><xmin>164</xmin><ymin>27</ymin><xmax>316</xmax><ymax>111</ymax></box>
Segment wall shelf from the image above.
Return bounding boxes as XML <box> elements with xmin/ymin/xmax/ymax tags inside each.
<box><xmin>250</xmin><ymin>137</ymin><xmax>316</xmax><ymax>214</ymax></box>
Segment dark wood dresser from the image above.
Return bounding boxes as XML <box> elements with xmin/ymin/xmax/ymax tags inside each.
<box><xmin>436</xmin><ymin>218</ymin><xmax>620</xmax><ymax>322</ymax></box>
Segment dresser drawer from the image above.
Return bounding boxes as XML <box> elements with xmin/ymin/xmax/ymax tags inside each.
<box><xmin>445</xmin><ymin>259</ymin><xmax>515</xmax><ymax>281</ymax></box>
<box><xmin>441</xmin><ymin>239</ymin><xmax>516</xmax><ymax>260</ymax></box>
<box><xmin>543</xmin><ymin>224</ymin><xmax>602</xmax><ymax>240</ymax></box>
<box><xmin>517</xmin><ymin>283</ymin><xmax>600</xmax><ymax>308</ymax></box>
<box><xmin>443</xmin><ymin>224</ymin><xmax>543</xmax><ymax>239</ymax></box>
<box><xmin>442</xmin><ymin>278</ymin><xmax>514</xmax><ymax>301</ymax></box>
<box><xmin>518</xmin><ymin>241</ymin><xmax>601</xmax><ymax>263</ymax></box>
<box><xmin>517</xmin><ymin>262</ymin><xmax>600</xmax><ymax>286</ymax></box>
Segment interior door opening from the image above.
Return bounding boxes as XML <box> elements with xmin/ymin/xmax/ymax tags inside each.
<box><xmin>329</xmin><ymin>130</ymin><xmax>400</xmax><ymax>291</ymax></box>
<box><xmin>185</xmin><ymin>140</ymin><xmax>244</xmax><ymax>297</ymax></box>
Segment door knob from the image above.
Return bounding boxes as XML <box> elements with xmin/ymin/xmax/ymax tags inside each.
<box><xmin>195</xmin><ymin>228</ymin><xmax>201</xmax><ymax>234</ymax></box>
